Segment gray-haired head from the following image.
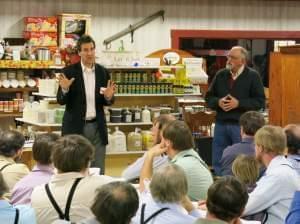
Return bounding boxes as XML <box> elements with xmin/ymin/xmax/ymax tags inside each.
<box><xmin>150</xmin><ymin>164</ymin><xmax>188</xmax><ymax>203</ymax></box>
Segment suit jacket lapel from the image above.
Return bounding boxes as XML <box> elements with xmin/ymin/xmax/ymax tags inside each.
<box><xmin>77</xmin><ymin>62</ymin><xmax>87</xmax><ymax>106</ymax></box>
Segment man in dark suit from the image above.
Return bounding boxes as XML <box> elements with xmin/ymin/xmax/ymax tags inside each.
<box><xmin>56</xmin><ymin>35</ymin><xmax>116</xmax><ymax>174</ymax></box>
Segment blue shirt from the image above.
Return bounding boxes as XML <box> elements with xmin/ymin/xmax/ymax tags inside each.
<box><xmin>122</xmin><ymin>153</ymin><xmax>168</xmax><ymax>181</ymax></box>
<box><xmin>220</xmin><ymin>137</ymin><xmax>254</xmax><ymax>176</ymax></box>
<box><xmin>131</xmin><ymin>191</ymin><xmax>201</xmax><ymax>224</ymax></box>
<box><xmin>287</xmin><ymin>154</ymin><xmax>300</xmax><ymax>176</ymax></box>
<box><xmin>286</xmin><ymin>191</ymin><xmax>300</xmax><ymax>224</ymax></box>
<box><xmin>0</xmin><ymin>200</ymin><xmax>37</xmax><ymax>224</ymax></box>
<box><xmin>244</xmin><ymin>156</ymin><xmax>300</xmax><ymax>224</ymax></box>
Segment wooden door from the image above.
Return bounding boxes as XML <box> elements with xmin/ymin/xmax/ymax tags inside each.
<box><xmin>269</xmin><ymin>53</ymin><xmax>283</xmax><ymax>126</ymax></box>
<box><xmin>281</xmin><ymin>54</ymin><xmax>300</xmax><ymax>126</ymax></box>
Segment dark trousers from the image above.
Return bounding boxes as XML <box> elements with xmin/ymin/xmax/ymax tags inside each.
<box><xmin>83</xmin><ymin>122</ymin><xmax>106</xmax><ymax>174</ymax></box>
<box><xmin>212</xmin><ymin>121</ymin><xmax>241</xmax><ymax>175</ymax></box>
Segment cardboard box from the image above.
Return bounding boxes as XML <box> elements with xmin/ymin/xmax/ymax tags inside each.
<box><xmin>58</xmin><ymin>13</ymin><xmax>91</xmax><ymax>48</ymax></box>
<box><xmin>23</xmin><ymin>31</ymin><xmax>58</xmax><ymax>47</ymax></box>
<box><xmin>24</xmin><ymin>16</ymin><xmax>57</xmax><ymax>32</ymax></box>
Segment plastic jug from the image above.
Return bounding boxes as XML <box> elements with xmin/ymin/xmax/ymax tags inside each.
<box><xmin>111</xmin><ymin>126</ymin><xmax>126</xmax><ymax>152</ymax></box>
<box><xmin>142</xmin><ymin>106</ymin><xmax>151</xmax><ymax>123</ymax></box>
<box><xmin>127</xmin><ymin>128</ymin><xmax>142</xmax><ymax>151</ymax></box>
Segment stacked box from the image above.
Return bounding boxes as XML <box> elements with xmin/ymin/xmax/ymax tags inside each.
<box><xmin>58</xmin><ymin>14</ymin><xmax>91</xmax><ymax>48</ymax></box>
<box><xmin>23</xmin><ymin>16</ymin><xmax>58</xmax><ymax>47</ymax></box>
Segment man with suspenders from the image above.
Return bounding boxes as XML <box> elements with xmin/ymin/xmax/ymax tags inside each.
<box><xmin>31</xmin><ymin>135</ymin><xmax>114</xmax><ymax>224</ymax></box>
<box><xmin>132</xmin><ymin>164</ymin><xmax>201</xmax><ymax>224</ymax></box>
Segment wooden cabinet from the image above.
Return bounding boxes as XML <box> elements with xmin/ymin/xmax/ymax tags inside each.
<box><xmin>269</xmin><ymin>51</ymin><xmax>300</xmax><ymax>126</ymax></box>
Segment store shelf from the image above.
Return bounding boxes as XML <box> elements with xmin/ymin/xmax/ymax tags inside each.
<box><xmin>15</xmin><ymin>118</ymin><xmax>152</xmax><ymax>127</ymax></box>
<box><xmin>107</xmin><ymin>66</ymin><xmax>159</xmax><ymax>70</ymax></box>
<box><xmin>32</xmin><ymin>92</ymin><xmax>56</xmax><ymax>98</ymax></box>
<box><xmin>15</xmin><ymin>118</ymin><xmax>61</xmax><ymax>127</ymax></box>
<box><xmin>0</xmin><ymin>112</ymin><xmax>23</xmax><ymax>118</ymax></box>
<box><xmin>0</xmin><ymin>60</ymin><xmax>58</xmax><ymax>69</ymax></box>
<box><xmin>107</xmin><ymin>122</ymin><xmax>152</xmax><ymax>126</ymax></box>
<box><xmin>106</xmin><ymin>150</ymin><xmax>145</xmax><ymax>155</ymax></box>
<box><xmin>115</xmin><ymin>93</ymin><xmax>202</xmax><ymax>97</ymax></box>
<box><xmin>0</xmin><ymin>87</ymin><xmax>38</xmax><ymax>93</ymax></box>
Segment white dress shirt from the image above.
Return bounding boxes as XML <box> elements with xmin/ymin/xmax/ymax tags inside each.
<box><xmin>122</xmin><ymin>153</ymin><xmax>169</xmax><ymax>180</ymax></box>
<box><xmin>81</xmin><ymin>61</ymin><xmax>96</xmax><ymax>120</ymax></box>
<box><xmin>244</xmin><ymin>155</ymin><xmax>300</xmax><ymax>224</ymax></box>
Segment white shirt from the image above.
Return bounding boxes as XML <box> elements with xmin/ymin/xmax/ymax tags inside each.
<box><xmin>244</xmin><ymin>155</ymin><xmax>300</xmax><ymax>224</ymax></box>
<box><xmin>31</xmin><ymin>172</ymin><xmax>114</xmax><ymax>224</ymax></box>
<box><xmin>231</xmin><ymin>65</ymin><xmax>245</xmax><ymax>80</ymax></box>
<box><xmin>122</xmin><ymin>153</ymin><xmax>169</xmax><ymax>180</ymax></box>
<box><xmin>0</xmin><ymin>155</ymin><xmax>30</xmax><ymax>199</ymax></box>
<box><xmin>131</xmin><ymin>191</ymin><xmax>201</xmax><ymax>224</ymax></box>
<box><xmin>81</xmin><ymin>61</ymin><xmax>96</xmax><ymax>120</ymax></box>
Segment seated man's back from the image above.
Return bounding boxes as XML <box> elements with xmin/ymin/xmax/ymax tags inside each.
<box><xmin>31</xmin><ymin>173</ymin><xmax>113</xmax><ymax>224</ymax></box>
<box><xmin>171</xmin><ymin>149</ymin><xmax>213</xmax><ymax>201</ymax></box>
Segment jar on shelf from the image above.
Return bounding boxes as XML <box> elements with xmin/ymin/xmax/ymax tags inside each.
<box><xmin>127</xmin><ymin>128</ymin><xmax>142</xmax><ymax>151</ymax></box>
<box><xmin>142</xmin><ymin>106</ymin><xmax>151</xmax><ymax>122</ymax></box>
<box><xmin>111</xmin><ymin>126</ymin><xmax>126</xmax><ymax>152</ymax></box>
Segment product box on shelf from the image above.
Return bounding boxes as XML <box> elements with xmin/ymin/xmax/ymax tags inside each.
<box><xmin>23</xmin><ymin>31</ymin><xmax>58</xmax><ymax>47</ymax></box>
<box><xmin>24</xmin><ymin>16</ymin><xmax>57</xmax><ymax>32</ymax></box>
<box><xmin>58</xmin><ymin>13</ymin><xmax>91</xmax><ymax>47</ymax></box>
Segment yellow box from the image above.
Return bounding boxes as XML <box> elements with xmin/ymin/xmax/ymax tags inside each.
<box><xmin>58</xmin><ymin>13</ymin><xmax>91</xmax><ymax>48</ymax></box>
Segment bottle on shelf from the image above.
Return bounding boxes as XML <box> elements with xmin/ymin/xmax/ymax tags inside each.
<box><xmin>142</xmin><ymin>106</ymin><xmax>151</xmax><ymax>123</ymax></box>
<box><xmin>111</xmin><ymin>126</ymin><xmax>126</xmax><ymax>152</ymax></box>
<box><xmin>53</xmin><ymin>49</ymin><xmax>62</xmax><ymax>65</ymax></box>
<box><xmin>127</xmin><ymin>128</ymin><xmax>142</xmax><ymax>151</ymax></box>
<box><xmin>132</xmin><ymin>106</ymin><xmax>141</xmax><ymax>122</ymax></box>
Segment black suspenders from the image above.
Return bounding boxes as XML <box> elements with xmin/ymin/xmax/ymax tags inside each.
<box><xmin>140</xmin><ymin>203</ymin><xmax>169</xmax><ymax>224</ymax></box>
<box><xmin>0</xmin><ymin>163</ymin><xmax>12</xmax><ymax>171</ymax></box>
<box><xmin>14</xmin><ymin>208</ymin><xmax>19</xmax><ymax>224</ymax></box>
<box><xmin>45</xmin><ymin>177</ymin><xmax>83</xmax><ymax>221</ymax></box>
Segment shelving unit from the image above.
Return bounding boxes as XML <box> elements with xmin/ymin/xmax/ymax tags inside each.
<box><xmin>32</xmin><ymin>92</ymin><xmax>56</xmax><ymax>98</ymax></box>
<box><xmin>15</xmin><ymin>118</ymin><xmax>152</xmax><ymax>127</ymax></box>
<box><xmin>0</xmin><ymin>87</ymin><xmax>38</xmax><ymax>93</ymax></box>
<box><xmin>0</xmin><ymin>112</ymin><xmax>22</xmax><ymax>118</ymax></box>
<box><xmin>0</xmin><ymin>60</ymin><xmax>63</xmax><ymax>69</ymax></box>
<box><xmin>115</xmin><ymin>93</ymin><xmax>201</xmax><ymax>97</ymax></box>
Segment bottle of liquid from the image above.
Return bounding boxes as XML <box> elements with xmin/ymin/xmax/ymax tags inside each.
<box><xmin>111</xmin><ymin>126</ymin><xmax>127</xmax><ymax>152</ymax></box>
<box><xmin>53</xmin><ymin>49</ymin><xmax>62</xmax><ymax>65</ymax></box>
<box><xmin>127</xmin><ymin>128</ymin><xmax>142</xmax><ymax>151</ymax></box>
<box><xmin>142</xmin><ymin>106</ymin><xmax>151</xmax><ymax>123</ymax></box>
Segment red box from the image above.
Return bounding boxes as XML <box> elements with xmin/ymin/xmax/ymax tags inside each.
<box><xmin>23</xmin><ymin>31</ymin><xmax>57</xmax><ymax>47</ymax></box>
<box><xmin>24</xmin><ymin>16</ymin><xmax>57</xmax><ymax>32</ymax></box>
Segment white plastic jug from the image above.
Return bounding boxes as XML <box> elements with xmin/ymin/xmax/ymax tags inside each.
<box><xmin>111</xmin><ymin>126</ymin><xmax>127</xmax><ymax>152</ymax></box>
<box><xmin>142</xmin><ymin>106</ymin><xmax>151</xmax><ymax>123</ymax></box>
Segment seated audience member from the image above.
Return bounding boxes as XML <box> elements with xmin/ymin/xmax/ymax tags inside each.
<box><xmin>132</xmin><ymin>164</ymin><xmax>201</xmax><ymax>224</ymax></box>
<box><xmin>122</xmin><ymin>114</ymin><xmax>175</xmax><ymax>181</ymax></box>
<box><xmin>11</xmin><ymin>133</ymin><xmax>59</xmax><ymax>205</ymax></box>
<box><xmin>285</xmin><ymin>191</ymin><xmax>300</xmax><ymax>224</ymax></box>
<box><xmin>194</xmin><ymin>176</ymin><xmax>249</xmax><ymax>224</ymax></box>
<box><xmin>0</xmin><ymin>172</ymin><xmax>37</xmax><ymax>224</ymax></box>
<box><xmin>243</xmin><ymin>125</ymin><xmax>300</xmax><ymax>224</ymax></box>
<box><xmin>232</xmin><ymin>154</ymin><xmax>259</xmax><ymax>193</ymax></box>
<box><xmin>284</xmin><ymin>124</ymin><xmax>300</xmax><ymax>175</ymax></box>
<box><xmin>31</xmin><ymin>134</ymin><xmax>114</xmax><ymax>224</ymax></box>
<box><xmin>79</xmin><ymin>181</ymin><xmax>139</xmax><ymax>224</ymax></box>
<box><xmin>220</xmin><ymin>111</ymin><xmax>265</xmax><ymax>176</ymax></box>
<box><xmin>0</xmin><ymin>130</ymin><xmax>29</xmax><ymax>198</ymax></box>
<box><xmin>140</xmin><ymin>120</ymin><xmax>213</xmax><ymax>201</ymax></box>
